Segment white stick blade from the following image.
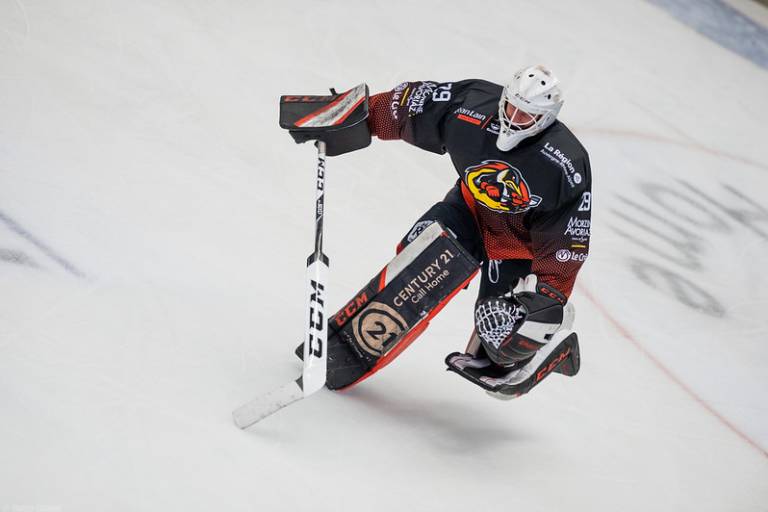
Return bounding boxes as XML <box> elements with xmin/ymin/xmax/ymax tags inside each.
<box><xmin>232</xmin><ymin>380</ymin><xmax>304</xmax><ymax>429</ymax></box>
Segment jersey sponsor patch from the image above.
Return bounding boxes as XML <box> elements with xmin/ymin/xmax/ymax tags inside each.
<box><xmin>564</xmin><ymin>216</ymin><xmax>591</xmax><ymax>239</ymax></box>
<box><xmin>390</xmin><ymin>82</ymin><xmax>410</xmax><ymax>119</ymax></box>
<box><xmin>556</xmin><ymin>249</ymin><xmax>571</xmax><ymax>262</ymax></box>
<box><xmin>390</xmin><ymin>81</ymin><xmax>450</xmax><ymax>120</ymax></box>
<box><xmin>406</xmin><ymin>82</ymin><xmax>439</xmax><ymax>116</ymax></box>
<box><xmin>541</xmin><ymin>142</ymin><xmax>581</xmax><ymax>188</ymax></box>
<box><xmin>454</xmin><ymin>107</ymin><xmax>487</xmax><ymax>126</ymax></box>
<box><xmin>463</xmin><ymin>160</ymin><xmax>542</xmax><ymax>214</ymax></box>
<box><xmin>486</xmin><ymin>120</ymin><xmax>500</xmax><ymax>135</ymax></box>
<box><xmin>555</xmin><ymin>248</ymin><xmax>587</xmax><ymax>262</ymax></box>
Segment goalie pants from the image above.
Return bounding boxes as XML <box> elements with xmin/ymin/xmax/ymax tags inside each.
<box><xmin>398</xmin><ymin>183</ymin><xmax>532</xmax><ymax>302</ymax></box>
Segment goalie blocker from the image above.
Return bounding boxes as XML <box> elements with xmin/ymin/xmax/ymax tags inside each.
<box><xmin>297</xmin><ymin>222</ymin><xmax>480</xmax><ymax>389</ymax></box>
<box><xmin>279</xmin><ymin>83</ymin><xmax>371</xmax><ymax>157</ymax></box>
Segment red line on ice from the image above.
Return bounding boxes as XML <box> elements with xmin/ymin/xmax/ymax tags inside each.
<box><xmin>578</xmin><ymin>283</ymin><xmax>768</xmax><ymax>460</ymax></box>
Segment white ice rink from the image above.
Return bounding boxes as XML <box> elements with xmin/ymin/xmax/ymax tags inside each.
<box><xmin>1</xmin><ymin>1</ymin><xmax>767</xmax><ymax>510</ymax></box>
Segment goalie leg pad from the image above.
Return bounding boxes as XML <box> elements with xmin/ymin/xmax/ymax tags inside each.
<box><xmin>296</xmin><ymin>222</ymin><xmax>480</xmax><ymax>389</ymax></box>
<box><xmin>298</xmin><ymin>221</ymin><xmax>479</xmax><ymax>389</ymax></box>
<box><xmin>446</xmin><ymin>331</ymin><xmax>580</xmax><ymax>399</ymax></box>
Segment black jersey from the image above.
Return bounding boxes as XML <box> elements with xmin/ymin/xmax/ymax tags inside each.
<box><xmin>367</xmin><ymin>79</ymin><xmax>592</xmax><ymax>297</ymax></box>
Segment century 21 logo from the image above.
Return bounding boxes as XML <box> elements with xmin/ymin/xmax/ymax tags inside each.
<box><xmin>307</xmin><ymin>280</ymin><xmax>325</xmax><ymax>358</ymax></box>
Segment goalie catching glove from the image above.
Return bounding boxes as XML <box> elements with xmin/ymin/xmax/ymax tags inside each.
<box><xmin>446</xmin><ymin>274</ymin><xmax>580</xmax><ymax>399</ymax></box>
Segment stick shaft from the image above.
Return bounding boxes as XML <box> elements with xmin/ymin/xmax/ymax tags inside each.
<box><xmin>301</xmin><ymin>141</ymin><xmax>329</xmax><ymax>395</ymax></box>
<box><xmin>312</xmin><ymin>141</ymin><xmax>327</xmax><ymax>262</ymax></box>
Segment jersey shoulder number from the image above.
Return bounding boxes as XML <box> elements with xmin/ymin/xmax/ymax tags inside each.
<box><xmin>578</xmin><ymin>191</ymin><xmax>591</xmax><ymax>211</ymax></box>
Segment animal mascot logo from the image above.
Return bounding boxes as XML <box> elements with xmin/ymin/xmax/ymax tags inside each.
<box><xmin>464</xmin><ymin>160</ymin><xmax>542</xmax><ymax>213</ymax></box>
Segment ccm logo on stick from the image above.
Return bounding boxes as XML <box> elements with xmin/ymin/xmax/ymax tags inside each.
<box><xmin>307</xmin><ymin>280</ymin><xmax>325</xmax><ymax>357</ymax></box>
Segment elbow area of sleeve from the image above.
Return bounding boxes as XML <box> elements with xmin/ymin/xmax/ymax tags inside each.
<box><xmin>368</xmin><ymin>92</ymin><xmax>402</xmax><ymax>140</ymax></box>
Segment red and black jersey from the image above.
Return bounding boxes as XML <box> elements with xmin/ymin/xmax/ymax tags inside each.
<box><xmin>368</xmin><ymin>79</ymin><xmax>592</xmax><ymax>297</ymax></box>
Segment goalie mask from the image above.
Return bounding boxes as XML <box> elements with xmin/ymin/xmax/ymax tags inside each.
<box><xmin>496</xmin><ymin>65</ymin><xmax>564</xmax><ymax>151</ymax></box>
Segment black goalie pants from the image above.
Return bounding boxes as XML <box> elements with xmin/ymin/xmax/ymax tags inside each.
<box><xmin>399</xmin><ymin>183</ymin><xmax>531</xmax><ymax>302</ymax></box>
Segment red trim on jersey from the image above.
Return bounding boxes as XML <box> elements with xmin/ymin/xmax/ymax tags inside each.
<box><xmin>367</xmin><ymin>92</ymin><xmax>401</xmax><ymax>140</ymax></box>
<box><xmin>457</xmin><ymin>114</ymin><xmax>482</xmax><ymax>125</ymax></box>
<box><xmin>460</xmin><ymin>180</ymin><xmax>479</xmax><ymax>220</ymax></box>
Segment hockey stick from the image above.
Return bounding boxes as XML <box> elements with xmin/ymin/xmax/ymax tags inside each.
<box><xmin>233</xmin><ymin>141</ymin><xmax>329</xmax><ymax>429</ymax></box>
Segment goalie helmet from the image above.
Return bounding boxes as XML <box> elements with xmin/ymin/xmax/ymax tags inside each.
<box><xmin>496</xmin><ymin>65</ymin><xmax>564</xmax><ymax>151</ymax></box>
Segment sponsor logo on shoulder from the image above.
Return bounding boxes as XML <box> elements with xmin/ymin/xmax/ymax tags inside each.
<box><xmin>391</xmin><ymin>81</ymin><xmax>452</xmax><ymax>118</ymax></box>
<box><xmin>407</xmin><ymin>81</ymin><xmax>439</xmax><ymax>116</ymax></box>
<box><xmin>541</xmin><ymin>142</ymin><xmax>581</xmax><ymax>188</ymax></box>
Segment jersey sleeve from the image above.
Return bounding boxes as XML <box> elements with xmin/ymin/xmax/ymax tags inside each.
<box><xmin>529</xmin><ymin>166</ymin><xmax>592</xmax><ymax>298</ymax></box>
<box><xmin>367</xmin><ymin>81</ymin><xmax>456</xmax><ymax>155</ymax></box>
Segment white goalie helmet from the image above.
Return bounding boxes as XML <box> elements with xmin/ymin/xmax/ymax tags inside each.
<box><xmin>496</xmin><ymin>65</ymin><xmax>564</xmax><ymax>151</ymax></box>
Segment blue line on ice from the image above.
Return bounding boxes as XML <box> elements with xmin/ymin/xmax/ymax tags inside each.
<box><xmin>647</xmin><ymin>0</ymin><xmax>768</xmax><ymax>70</ymax></box>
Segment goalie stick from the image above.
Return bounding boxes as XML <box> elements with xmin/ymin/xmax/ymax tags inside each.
<box><xmin>232</xmin><ymin>141</ymin><xmax>329</xmax><ymax>429</ymax></box>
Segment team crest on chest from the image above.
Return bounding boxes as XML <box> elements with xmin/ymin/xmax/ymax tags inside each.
<box><xmin>464</xmin><ymin>160</ymin><xmax>542</xmax><ymax>214</ymax></box>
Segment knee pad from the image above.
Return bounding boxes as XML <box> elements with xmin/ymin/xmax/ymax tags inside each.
<box><xmin>397</xmin><ymin>191</ymin><xmax>483</xmax><ymax>258</ymax></box>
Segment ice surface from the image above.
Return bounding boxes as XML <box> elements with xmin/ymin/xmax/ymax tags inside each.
<box><xmin>1</xmin><ymin>1</ymin><xmax>766</xmax><ymax>511</ymax></box>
